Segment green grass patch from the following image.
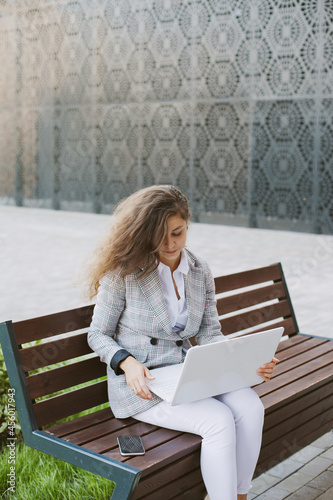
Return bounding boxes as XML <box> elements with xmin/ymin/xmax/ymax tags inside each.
<box><xmin>0</xmin><ymin>440</ymin><xmax>115</xmax><ymax>499</ymax></box>
<box><xmin>1</xmin><ymin>346</ymin><xmax>115</xmax><ymax>499</ymax></box>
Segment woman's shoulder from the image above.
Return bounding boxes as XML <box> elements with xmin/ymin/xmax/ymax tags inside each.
<box><xmin>185</xmin><ymin>248</ymin><xmax>210</xmax><ymax>271</ymax></box>
<box><xmin>101</xmin><ymin>266</ymin><xmax>144</xmax><ymax>288</ymax></box>
<box><xmin>100</xmin><ymin>268</ymin><xmax>125</xmax><ymax>290</ymax></box>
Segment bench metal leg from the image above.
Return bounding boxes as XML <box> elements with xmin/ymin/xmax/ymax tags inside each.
<box><xmin>110</xmin><ymin>479</ymin><xmax>141</xmax><ymax>500</ymax></box>
<box><xmin>0</xmin><ymin>321</ymin><xmax>142</xmax><ymax>500</ymax></box>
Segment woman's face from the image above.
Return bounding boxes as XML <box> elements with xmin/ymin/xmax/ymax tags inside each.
<box><xmin>158</xmin><ymin>214</ymin><xmax>188</xmax><ymax>271</ymax></box>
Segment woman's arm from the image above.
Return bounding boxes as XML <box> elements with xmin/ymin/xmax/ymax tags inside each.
<box><xmin>87</xmin><ymin>271</ymin><xmax>129</xmax><ymax>370</ymax></box>
<box><xmin>88</xmin><ymin>271</ymin><xmax>155</xmax><ymax>397</ymax></box>
<box><xmin>257</xmin><ymin>357</ymin><xmax>279</xmax><ymax>381</ymax></box>
<box><xmin>119</xmin><ymin>356</ymin><xmax>155</xmax><ymax>400</ymax></box>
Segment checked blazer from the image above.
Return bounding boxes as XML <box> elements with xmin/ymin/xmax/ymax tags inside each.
<box><xmin>87</xmin><ymin>248</ymin><xmax>224</xmax><ymax>418</ymax></box>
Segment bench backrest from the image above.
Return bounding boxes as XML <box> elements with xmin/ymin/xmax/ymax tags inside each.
<box><xmin>214</xmin><ymin>262</ymin><xmax>298</xmax><ymax>337</ymax></box>
<box><xmin>10</xmin><ymin>262</ymin><xmax>298</xmax><ymax>429</ymax></box>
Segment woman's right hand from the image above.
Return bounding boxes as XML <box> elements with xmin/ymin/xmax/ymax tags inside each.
<box><xmin>120</xmin><ymin>356</ymin><xmax>155</xmax><ymax>400</ymax></box>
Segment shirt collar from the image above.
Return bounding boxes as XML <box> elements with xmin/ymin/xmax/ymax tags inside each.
<box><xmin>158</xmin><ymin>249</ymin><xmax>189</xmax><ymax>276</ymax></box>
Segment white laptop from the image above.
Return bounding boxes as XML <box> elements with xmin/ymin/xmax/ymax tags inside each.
<box><xmin>146</xmin><ymin>327</ymin><xmax>284</xmax><ymax>406</ymax></box>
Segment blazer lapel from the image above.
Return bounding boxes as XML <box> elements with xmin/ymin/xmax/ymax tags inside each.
<box><xmin>181</xmin><ymin>253</ymin><xmax>205</xmax><ymax>338</ymax></box>
<box><xmin>135</xmin><ymin>268</ymin><xmax>173</xmax><ymax>337</ymax></box>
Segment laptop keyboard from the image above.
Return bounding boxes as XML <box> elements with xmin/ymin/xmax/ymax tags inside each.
<box><xmin>147</xmin><ymin>371</ymin><xmax>180</xmax><ymax>403</ymax></box>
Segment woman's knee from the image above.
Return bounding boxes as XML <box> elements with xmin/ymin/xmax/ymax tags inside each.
<box><xmin>246</xmin><ymin>389</ymin><xmax>265</xmax><ymax>424</ymax></box>
<box><xmin>218</xmin><ymin>388</ymin><xmax>264</xmax><ymax>425</ymax></box>
<box><xmin>197</xmin><ymin>400</ymin><xmax>236</xmax><ymax>443</ymax></box>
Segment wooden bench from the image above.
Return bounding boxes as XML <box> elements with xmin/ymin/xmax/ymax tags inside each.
<box><xmin>1</xmin><ymin>263</ymin><xmax>332</xmax><ymax>500</ymax></box>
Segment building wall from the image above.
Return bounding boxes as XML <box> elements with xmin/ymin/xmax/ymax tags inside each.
<box><xmin>0</xmin><ymin>0</ymin><xmax>332</xmax><ymax>233</ymax></box>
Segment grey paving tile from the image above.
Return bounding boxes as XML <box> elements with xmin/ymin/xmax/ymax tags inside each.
<box><xmin>251</xmin><ymin>472</ymin><xmax>282</xmax><ymax>494</ymax></box>
<box><xmin>321</xmin><ymin>447</ymin><xmax>333</xmax><ymax>460</ymax></box>
<box><xmin>278</xmin><ymin>472</ymin><xmax>314</xmax><ymax>492</ymax></box>
<box><xmin>285</xmin><ymin>485</ymin><xmax>324</xmax><ymax>500</ymax></box>
<box><xmin>254</xmin><ymin>485</ymin><xmax>290</xmax><ymax>499</ymax></box>
<box><xmin>306</xmin><ymin>470</ymin><xmax>333</xmax><ymax>491</ymax></box>
<box><xmin>267</xmin><ymin>458</ymin><xmax>303</xmax><ymax>479</ymax></box>
<box><xmin>268</xmin><ymin>458</ymin><xmax>303</xmax><ymax>479</ymax></box>
<box><xmin>316</xmin><ymin>485</ymin><xmax>333</xmax><ymax>499</ymax></box>
<box><xmin>300</xmin><ymin>457</ymin><xmax>333</xmax><ymax>478</ymax></box>
<box><xmin>310</xmin><ymin>433</ymin><xmax>333</xmax><ymax>451</ymax></box>
<box><xmin>291</xmin><ymin>445</ymin><xmax>325</xmax><ymax>465</ymax></box>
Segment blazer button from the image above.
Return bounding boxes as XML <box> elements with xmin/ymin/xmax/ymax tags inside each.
<box><xmin>175</xmin><ymin>340</ymin><xmax>183</xmax><ymax>347</ymax></box>
<box><xmin>150</xmin><ymin>338</ymin><xmax>158</xmax><ymax>345</ymax></box>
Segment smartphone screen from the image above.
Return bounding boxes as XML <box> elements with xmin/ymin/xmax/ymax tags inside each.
<box><xmin>117</xmin><ymin>435</ymin><xmax>145</xmax><ymax>456</ymax></box>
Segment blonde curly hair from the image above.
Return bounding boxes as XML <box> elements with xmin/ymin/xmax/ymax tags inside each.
<box><xmin>85</xmin><ymin>185</ymin><xmax>191</xmax><ymax>300</ymax></box>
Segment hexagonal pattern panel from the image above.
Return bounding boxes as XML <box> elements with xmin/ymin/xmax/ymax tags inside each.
<box><xmin>0</xmin><ymin>0</ymin><xmax>331</xmax><ymax>232</ymax></box>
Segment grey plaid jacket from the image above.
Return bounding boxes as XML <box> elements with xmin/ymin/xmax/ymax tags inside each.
<box><xmin>87</xmin><ymin>249</ymin><xmax>224</xmax><ymax>418</ymax></box>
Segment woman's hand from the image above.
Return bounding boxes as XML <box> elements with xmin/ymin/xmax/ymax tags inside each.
<box><xmin>120</xmin><ymin>356</ymin><xmax>155</xmax><ymax>400</ymax></box>
<box><xmin>257</xmin><ymin>357</ymin><xmax>279</xmax><ymax>382</ymax></box>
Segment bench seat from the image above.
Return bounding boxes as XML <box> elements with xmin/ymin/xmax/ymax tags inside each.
<box><xmin>40</xmin><ymin>333</ymin><xmax>332</xmax><ymax>499</ymax></box>
<box><xmin>1</xmin><ymin>262</ymin><xmax>332</xmax><ymax>499</ymax></box>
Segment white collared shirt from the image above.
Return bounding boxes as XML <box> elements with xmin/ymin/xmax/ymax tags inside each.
<box><xmin>158</xmin><ymin>249</ymin><xmax>189</xmax><ymax>332</ymax></box>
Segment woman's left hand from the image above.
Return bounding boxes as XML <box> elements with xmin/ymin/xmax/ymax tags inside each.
<box><xmin>257</xmin><ymin>357</ymin><xmax>279</xmax><ymax>382</ymax></box>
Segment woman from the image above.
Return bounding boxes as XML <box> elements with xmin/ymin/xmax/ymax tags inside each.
<box><xmin>87</xmin><ymin>185</ymin><xmax>278</xmax><ymax>500</ymax></box>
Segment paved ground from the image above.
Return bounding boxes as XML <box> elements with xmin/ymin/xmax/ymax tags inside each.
<box><xmin>1</xmin><ymin>205</ymin><xmax>332</xmax><ymax>338</ymax></box>
<box><xmin>249</xmin><ymin>431</ymin><xmax>333</xmax><ymax>499</ymax></box>
<box><xmin>1</xmin><ymin>205</ymin><xmax>332</xmax><ymax>498</ymax></box>
<box><xmin>206</xmin><ymin>430</ymin><xmax>333</xmax><ymax>499</ymax></box>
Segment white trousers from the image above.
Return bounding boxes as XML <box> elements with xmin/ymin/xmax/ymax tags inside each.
<box><xmin>133</xmin><ymin>388</ymin><xmax>264</xmax><ymax>500</ymax></box>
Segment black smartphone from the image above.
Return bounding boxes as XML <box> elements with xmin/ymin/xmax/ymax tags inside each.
<box><xmin>117</xmin><ymin>435</ymin><xmax>145</xmax><ymax>456</ymax></box>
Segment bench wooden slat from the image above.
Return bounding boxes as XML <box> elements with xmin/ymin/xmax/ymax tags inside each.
<box><xmin>13</xmin><ymin>305</ymin><xmax>94</xmax><ymax>344</ymax></box>
<box><xmin>255</xmin><ymin>343</ymin><xmax>333</xmax><ymax>399</ymax></box>
<box><xmin>142</xmin><ymin>467</ymin><xmax>203</xmax><ymax>500</ymax></box>
<box><xmin>243</xmin><ymin>317</ymin><xmax>297</xmax><ymax>337</ymax></box>
<box><xmin>108</xmin><ymin>428</ymin><xmax>186</xmax><ymax>465</ymax></box>
<box><xmin>171</xmin><ymin>481</ymin><xmax>206</xmax><ymax>500</ymax></box>
<box><xmin>276</xmin><ymin>336</ymin><xmax>325</xmax><ymax>360</ymax></box>
<box><xmin>26</xmin><ymin>356</ymin><xmax>106</xmax><ymax>399</ymax></box>
<box><xmin>133</xmin><ymin>451</ymin><xmax>202</xmax><ymax>500</ymax></box>
<box><xmin>59</xmin><ymin>415</ymin><xmax>132</xmax><ymax>445</ymax></box>
<box><xmin>262</xmin><ymin>392</ymin><xmax>333</xmax><ymax>448</ymax></box>
<box><xmin>109</xmin><ymin>433</ymin><xmax>202</xmax><ymax>476</ymax></box>
<box><xmin>258</xmin><ymin>338</ymin><xmax>331</xmax><ymax>390</ymax></box>
<box><xmin>259</xmin><ymin>404</ymin><xmax>333</xmax><ymax>467</ymax></box>
<box><xmin>220</xmin><ymin>298</ymin><xmax>291</xmax><ymax>335</ymax></box>
<box><xmin>250</xmin><ymin>339</ymin><xmax>331</xmax><ymax>401</ymax></box>
<box><xmin>33</xmin><ymin>380</ymin><xmax>108</xmax><ymax>427</ymax></box>
<box><xmin>276</xmin><ymin>334</ymin><xmax>318</xmax><ymax>353</ymax></box>
<box><xmin>66</xmin><ymin>420</ymin><xmax>156</xmax><ymax>450</ymax></box>
<box><xmin>260</xmin><ymin>362</ymin><xmax>333</xmax><ymax>412</ymax></box>
<box><xmin>103</xmin><ymin>428</ymin><xmax>188</xmax><ymax>465</ymax></box>
<box><xmin>263</xmin><ymin>379</ymin><xmax>333</xmax><ymax>429</ymax></box>
<box><xmin>257</xmin><ymin>418</ymin><xmax>333</xmax><ymax>477</ymax></box>
<box><xmin>84</xmin><ymin>422</ymin><xmax>159</xmax><ymax>455</ymax></box>
<box><xmin>275</xmin><ymin>337</ymin><xmax>329</xmax><ymax>363</ymax></box>
<box><xmin>216</xmin><ymin>281</ymin><xmax>286</xmax><ymax>316</ymax></box>
<box><xmin>214</xmin><ymin>264</ymin><xmax>281</xmax><ymax>294</ymax></box>
<box><xmin>261</xmin><ymin>421</ymin><xmax>333</xmax><ymax>476</ymax></box>
<box><xmin>130</xmin><ymin>428</ymin><xmax>183</xmax><ymax>461</ymax></box>
<box><xmin>19</xmin><ymin>331</ymin><xmax>92</xmax><ymax>372</ymax></box>
<box><xmin>259</xmin><ymin>380</ymin><xmax>333</xmax><ymax>469</ymax></box>
<box><xmin>44</xmin><ymin>407</ymin><xmax>114</xmax><ymax>438</ymax></box>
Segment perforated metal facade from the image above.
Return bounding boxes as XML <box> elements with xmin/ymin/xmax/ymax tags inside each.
<box><xmin>0</xmin><ymin>1</ymin><xmax>332</xmax><ymax>233</ymax></box>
